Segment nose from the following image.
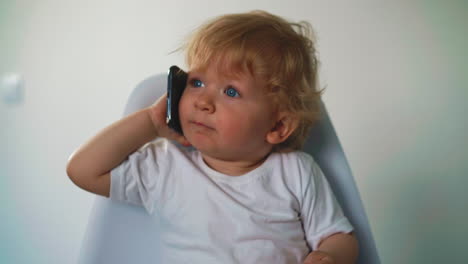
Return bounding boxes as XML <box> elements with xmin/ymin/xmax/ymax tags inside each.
<box><xmin>194</xmin><ymin>91</ymin><xmax>215</xmax><ymax>113</ymax></box>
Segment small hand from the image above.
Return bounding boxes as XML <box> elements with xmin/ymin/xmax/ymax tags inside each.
<box><xmin>147</xmin><ymin>93</ymin><xmax>191</xmax><ymax>147</ymax></box>
<box><xmin>303</xmin><ymin>251</ymin><xmax>335</xmax><ymax>264</ymax></box>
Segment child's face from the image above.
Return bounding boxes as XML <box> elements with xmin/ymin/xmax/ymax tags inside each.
<box><xmin>179</xmin><ymin>64</ymin><xmax>278</xmax><ymax>162</ymax></box>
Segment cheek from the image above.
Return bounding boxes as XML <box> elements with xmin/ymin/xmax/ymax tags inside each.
<box><xmin>178</xmin><ymin>93</ymin><xmax>190</xmax><ymax>120</ymax></box>
<box><xmin>220</xmin><ymin>111</ymin><xmax>270</xmax><ymax>141</ymax></box>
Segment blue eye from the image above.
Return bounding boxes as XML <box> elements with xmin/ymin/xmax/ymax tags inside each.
<box><xmin>190</xmin><ymin>79</ymin><xmax>204</xmax><ymax>88</ymax></box>
<box><xmin>225</xmin><ymin>86</ymin><xmax>240</xmax><ymax>98</ymax></box>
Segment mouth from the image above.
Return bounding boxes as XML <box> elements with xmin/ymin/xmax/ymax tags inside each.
<box><xmin>190</xmin><ymin>120</ymin><xmax>215</xmax><ymax>130</ymax></box>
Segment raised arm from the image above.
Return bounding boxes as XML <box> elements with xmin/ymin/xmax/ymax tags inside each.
<box><xmin>66</xmin><ymin>94</ymin><xmax>188</xmax><ymax>197</ymax></box>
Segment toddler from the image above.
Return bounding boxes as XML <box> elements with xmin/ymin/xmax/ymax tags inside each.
<box><xmin>67</xmin><ymin>10</ymin><xmax>358</xmax><ymax>264</ymax></box>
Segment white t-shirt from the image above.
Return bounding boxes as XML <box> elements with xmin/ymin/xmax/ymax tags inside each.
<box><xmin>110</xmin><ymin>138</ymin><xmax>353</xmax><ymax>264</ymax></box>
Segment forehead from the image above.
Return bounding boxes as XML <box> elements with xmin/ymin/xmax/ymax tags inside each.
<box><xmin>189</xmin><ymin>54</ymin><xmax>250</xmax><ymax>78</ymax></box>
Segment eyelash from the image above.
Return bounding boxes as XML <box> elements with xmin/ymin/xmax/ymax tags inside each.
<box><xmin>189</xmin><ymin>78</ymin><xmax>204</xmax><ymax>88</ymax></box>
<box><xmin>188</xmin><ymin>78</ymin><xmax>241</xmax><ymax>98</ymax></box>
<box><xmin>224</xmin><ymin>86</ymin><xmax>240</xmax><ymax>98</ymax></box>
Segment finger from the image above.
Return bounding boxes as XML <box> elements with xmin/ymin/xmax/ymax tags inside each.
<box><xmin>304</xmin><ymin>259</ymin><xmax>332</xmax><ymax>264</ymax></box>
<box><xmin>303</xmin><ymin>251</ymin><xmax>331</xmax><ymax>264</ymax></box>
<box><xmin>166</xmin><ymin>129</ymin><xmax>191</xmax><ymax>147</ymax></box>
<box><xmin>147</xmin><ymin>94</ymin><xmax>169</xmax><ymax>130</ymax></box>
<box><xmin>305</xmin><ymin>252</ymin><xmax>325</xmax><ymax>261</ymax></box>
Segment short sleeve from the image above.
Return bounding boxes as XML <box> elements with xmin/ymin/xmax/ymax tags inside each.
<box><xmin>299</xmin><ymin>155</ymin><xmax>353</xmax><ymax>250</ymax></box>
<box><xmin>110</xmin><ymin>139</ymin><xmax>171</xmax><ymax>215</ymax></box>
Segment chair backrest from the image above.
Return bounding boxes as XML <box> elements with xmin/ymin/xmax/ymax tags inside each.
<box><xmin>78</xmin><ymin>74</ymin><xmax>380</xmax><ymax>264</ymax></box>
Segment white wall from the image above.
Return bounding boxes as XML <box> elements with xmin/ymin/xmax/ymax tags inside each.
<box><xmin>1</xmin><ymin>0</ymin><xmax>467</xmax><ymax>263</ymax></box>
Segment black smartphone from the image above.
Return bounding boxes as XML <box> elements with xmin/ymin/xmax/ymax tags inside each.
<box><xmin>166</xmin><ymin>65</ymin><xmax>188</xmax><ymax>134</ymax></box>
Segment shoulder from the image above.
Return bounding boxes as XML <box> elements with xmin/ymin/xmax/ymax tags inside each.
<box><xmin>273</xmin><ymin>150</ymin><xmax>318</xmax><ymax>174</ymax></box>
<box><xmin>272</xmin><ymin>150</ymin><xmax>325</xmax><ymax>190</ymax></box>
<box><xmin>124</xmin><ymin>138</ymin><xmax>197</xmax><ymax>170</ymax></box>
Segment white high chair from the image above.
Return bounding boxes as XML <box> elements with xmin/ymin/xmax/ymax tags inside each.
<box><xmin>77</xmin><ymin>74</ymin><xmax>380</xmax><ymax>264</ymax></box>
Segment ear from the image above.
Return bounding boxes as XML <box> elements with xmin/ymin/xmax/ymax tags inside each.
<box><xmin>266</xmin><ymin>112</ymin><xmax>299</xmax><ymax>145</ymax></box>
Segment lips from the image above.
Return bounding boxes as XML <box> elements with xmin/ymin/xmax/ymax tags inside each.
<box><xmin>190</xmin><ymin>120</ymin><xmax>215</xmax><ymax>130</ymax></box>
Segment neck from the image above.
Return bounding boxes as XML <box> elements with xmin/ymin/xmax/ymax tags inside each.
<box><xmin>201</xmin><ymin>152</ymin><xmax>271</xmax><ymax>176</ymax></box>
